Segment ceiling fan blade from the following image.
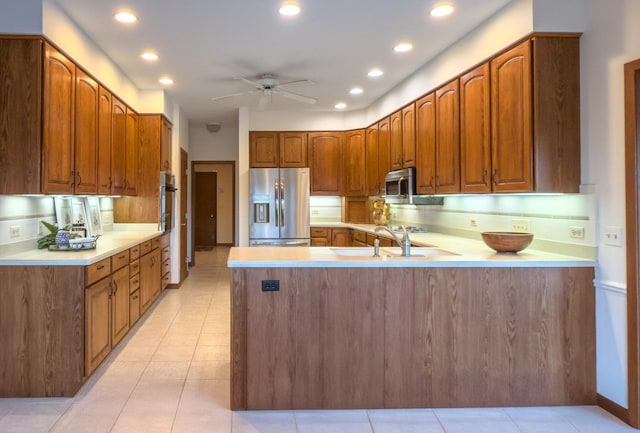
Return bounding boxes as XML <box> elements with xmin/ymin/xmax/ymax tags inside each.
<box><xmin>278</xmin><ymin>79</ymin><xmax>315</xmax><ymax>87</ymax></box>
<box><xmin>234</xmin><ymin>76</ymin><xmax>260</xmax><ymax>87</ymax></box>
<box><xmin>257</xmin><ymin>93</ymin><xmax>271</xmax><ymax>111</ymax></box>
<box><xmin>274</xmin><ymin>89</ymin><xmax>317</xmax><ymax>104</ymax></box>
<box><xmin>211</xmin><ymin>90</ymin><xmax>258</xmax><ymax>102</ymax></box>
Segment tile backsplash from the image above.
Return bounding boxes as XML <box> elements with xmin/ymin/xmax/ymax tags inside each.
<box><xmin>0</xmin><ymin>196</ymin><xmax>114</xmax><ymax>250</ymax></box>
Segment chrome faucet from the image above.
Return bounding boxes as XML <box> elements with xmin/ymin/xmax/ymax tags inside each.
<box><xmin>375</xmin><ymin>225</ymin><xmax>411</xmax><ymax>257</ymax></box>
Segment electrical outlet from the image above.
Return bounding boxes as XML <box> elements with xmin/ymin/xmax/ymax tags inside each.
<box><xmin>469</xmin><ymin>218</ymin><xmax>478</xmax><ymax>227</ymax></box>
<box><xmin>10</xmin><ymin>226</ymin><xmax>20</xmax><ymax>238</ymax></box>
<box><xmin>312</xmin><ymin>209</ymin><xmax>320</xmax><ymax>215</ymax></box>
<box><xmin>261</xmin><ymin>280</ymin><xmax>280</xmax><ymax>292</ymax></box>
<box><xmin>511</xmin><ymin>219</ymin><xmax>530</xmax><ymax>232</ymax></box>
<box><xmin>603</xmin><ymin>226</ymin><xmax>624</xmax><ymax>247</ymax></box>
<box><xmin>569</xmin><ymin>226</ymin><xmax>585</xmax><ymax>239</ymax></box>
<box><xmin>36</xmin><ymin>220</ymin><xmax>44</xmax><ymax>236</ymax></box>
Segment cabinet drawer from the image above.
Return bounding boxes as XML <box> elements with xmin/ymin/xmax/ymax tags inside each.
<box><xmin>311</xmin><ymin>238</ymin><xmax>328</xmax><ymax>246</ymax></box>
<box><xmin>129</xmin><ymin>290</ymin><xmax>140</xmax><ymax>325</ymax></box>
<box><xmin>129</xmin><ymin>259</ymin><xmax>140</xmax><ymax>277</ymax></box>
<box><xmin>352</xmin><ymin>230</ymin><xmax>366</xmax><ymax>243</ymax></box>
<box><xmin>311</xmin><ymin>227</ymin><xmax>329</xmax><ymax>237</ymax></box>
<box><xmin>162</xmin><ymin>273</ymin><xmax>170</xmax><ymax>290</ymax></box>
<box><xmin>86</xmin><ymin>258</ymin><xmax>111</xmax><ymax>286</ymax></box>
<box><xmin>161</xmin><ymin>246</ymin><xmax>170</xmax><ymax>263</ymax></box>
<box><xmin>112</xmin><ymin>250</ymin><xmax>130</xmax><ymax>271</ymax></box>
<box><xmin>162</xmin><ymin>259</ymin><xmax>171</xmax><ymax>277</ymax></box>
<box><xmin>129</xmin><ymin>274</ymin><xmax>140</xmax><ymax>294</ymax></box>
<box><xmin>152</xmin><ymin>236</ymin><xmax>161</xmax><ymax>250</ymax></box>
<box><xmin>140</xmin><ymin>240</ymin><xmax>152</xmax><ymax>256</ymax></box>
<box><xmin>161</xmin><ymin>233</ymin><xmax>170</xmax><ymax>248</ymax></box>
<box><xmin>379</xmin><ymin>237</ymin><xmax>395</xmax><ymax>247</ymax></box>
<box><xmin>130</xmin><ymin>244</ymin><xmax>140</xmax><ymax>261</ymax></box>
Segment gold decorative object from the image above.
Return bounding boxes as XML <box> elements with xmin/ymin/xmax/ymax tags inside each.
<box><xmin>372</xmin><ymin>199</ymin><xmax>390</xmax><ymax>226</ymax></box>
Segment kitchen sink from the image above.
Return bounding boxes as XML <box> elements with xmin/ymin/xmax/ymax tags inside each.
<box><xmin>329</xmin><ymin>246</ymin><xmax>458</xmax><ymax>259</ymax></box>
<box><xmin>329</xmin><ymin>247</ymin><xmax>377</xmax><ymax>257</ymax></box>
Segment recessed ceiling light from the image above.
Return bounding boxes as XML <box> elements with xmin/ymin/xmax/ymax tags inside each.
<box><xmin>368</xmin><ymin>68</ymin><xmax>384</xmax><ymax>78</ymax></box>
<box><xmin>349</xmin><ymin>87</ymin><xmax>363</xmax><ymax>95</ymax></box>
<box><xmin>430</xmin><ymin>3</ymin><xmax>455</xmax><ymax>17</ymax></box>
<box><xmin>141</xmin><ymin>51</ymin><xmax>158</xmax><ymax>61</ymax></box>
<box><xmin>394</xmin><ymin>42</ymin><xmax>414</xmax><ymax>53</ymax></box>
<box><xmin>335</xmin><ymin>102</ymin><xmax>347</xmax><ymax>109</ymax></box>
<box><xmin>159</xmin><ymin>77</ymin><xmax>174</xmax><ymax>85</ymax></box>
<box><xmin>279</xmin><ymin>2</ymin><xmax>301</xmax><ymax>16</ymax></box>
<box><xmin>114</xmin><ymin>10</ymin><xmax>137</xmax><ymax>24</ymax></box>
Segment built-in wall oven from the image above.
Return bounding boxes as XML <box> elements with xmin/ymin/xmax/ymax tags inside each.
<box><xmin>160</xmin><ymin>172</ymin><xmax>177</xmax><ymax>233</ymax></box>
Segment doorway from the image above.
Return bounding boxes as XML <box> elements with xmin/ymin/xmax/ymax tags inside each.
<box><xmin>194</xmin><ymin>172</ymin><xmax>218</xmax><ymax>249</ymax></box>
<box><xmin>625</xmin><ymin>58</ymin><xmax>640</xmax><ymax>428</ymax></box>
<box><xmin>179</xmin><ymin>149</ymin><xmax>189</xmax><ymax>282</ymax></box>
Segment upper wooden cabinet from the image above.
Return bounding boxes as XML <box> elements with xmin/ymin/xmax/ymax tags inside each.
<box><xmin>279</xmin><ymin>132</ymin><xmax>307</xmax><ymax>167</ymax></box>
<box><xmin>402</xmin><ymin>103</ymin><xmax>416</xmax><ymax>168</ymax></box>
<box><xmin>73</xmin><ymin>68</ymin><xmax>99</xmax><ymax>195</ymax></box>
<box><xmin>125</xmin><ymin>108</ymin><xmax>139</xmax><ymax>196</ymax></box>
<box><xmin>415</xmin><ymin>93</ymin><xmax>436</xmax><ymax>195</ymax></box>
<box><xmin>460</xmin><ymin>63</ymin><xmax>491</xmax><ymax>193</ymax></box>
<box><xmin>389</xmin><ymin>110</ymin><xmax>403</xmax><ymax>171</ymax></box>
<box><xmin>160</xmin><ymin>116</ymin><xmax>172</xmax><ymax>172</ymax></box>
<box><xmin>42</xmin><ymin>43</ymin><xmax>76</xmax><ymax>194</ymax></box>
<box><xmin>111</xmin><ymin>96</ymin><xmax>127</xmax><ymax>195</ymax></box>
<box><xmin>377</xmin><ymin>117</ymin><xmax>391</xmax><ymax>194</ymax></box>
<box><xmin>250</xmin><ymin>131</ymin><xmax>308</xmax><ymax>167</ymax></box>
<box><xmin>491</xmin><ymin>36</ymin><xmax>580</xmax><ymax>193</ymax></box>
<box><xmin>434</xmin><ymin>78</ymin><xmax>460</xmax><ymax>193</ymax></box>
<box><xmin>309</xmin><ymin>131</ymin><xmax>344</xmax><ymax>195</ymax></box>
<box><xmin>365</xmin><ymin>124</ymin><xmax>380</xmax><ymax>195</ymax></box>
<box><xmin>97</xmin><ymin>86</ymin><xmax>112</xmax><ymax>195</ymax></box>
<box><xmin>345</xmin><ymin>129</ymin><xmax>366</xmax><ymax>196</ymax></box>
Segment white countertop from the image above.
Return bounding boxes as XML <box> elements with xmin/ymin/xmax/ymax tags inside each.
<box><xmin>0</xmin><ymin>230</ymin><xmax>162</xmax><ymax>266</ymax></box>
<box><xmin>230</xmin><ymin>224</ymin><xmax>595</xmax><ymax>268</ymax></box>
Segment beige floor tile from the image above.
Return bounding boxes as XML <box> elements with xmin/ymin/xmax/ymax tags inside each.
<box><xmin>193</xmin><ymin>345</ymin><xmax>230</xmax><ymax>361</ymax></box>
<box><xmin>161</xmin><ymin>331</ymin><xmax>200</xmax><ymax>346</ymax></box>
<box><xmin>152</xmin><ymin>344</ymin><xmax>196</xmax><ymax>361</ymax></box>
<box><xmin>198</xmin><ymin>332</ymin><xmax>230</xmax><ymax>345</ymax></box>
<box><xmin>142</xmin><ymin>360</ymin><xmax>191</xmax><ymax>379</ymax></box>
<box><xmin>188</xmin><ymin>360</ymin><xmax>230</xmax><ymax>380</ymax></box>
<box><xmin>114</xmin><ymin>344</ymin><xmax>158</xmax><ymax>362</ymax></box>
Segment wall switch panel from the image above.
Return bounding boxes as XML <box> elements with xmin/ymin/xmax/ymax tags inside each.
<box><xmin>10</xmin><ymin>226</ymin><xmax>20</xmax><ymax>238</ymax></box>
<box><xmin>469</xmin><ymin>218</ymin><xmax>478</xmax><ymax>227</ymax></box>
<box><xmin>603</xmin><ymin>226</ymin><xmax>624</xmax><ymax>247</ymax></box>
<box><xmin>569</xmin><ymin>226</ymin><xmax>585</xmax><ymax>239</ymax></box>
<box><xmin>511</xmin><ymin>219</ymin><xmax>530</xmax><ymax>232</ymax></box>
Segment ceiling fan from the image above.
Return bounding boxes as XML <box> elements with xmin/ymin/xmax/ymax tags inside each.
<box><xmin>211</xmin><ymin>74</ymin><xmax>317</xmax><ymax>109</ymax></box>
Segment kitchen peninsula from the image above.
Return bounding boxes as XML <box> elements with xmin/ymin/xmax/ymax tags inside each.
<box><xmin>228</xmin><ymin>232</ymin><xmax>595</xmax><ymax>410</ymax></box>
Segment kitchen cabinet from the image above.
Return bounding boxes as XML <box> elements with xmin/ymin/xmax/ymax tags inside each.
<box><xmin>389</xmin><ymin>110</ymin><xmax>403</xmax><ymax>171</ymax></box>
<box><xmin>460</xmin><ymin>63</ymin><xmax>491</xmax><ymax>193</ymax></box>
<box><xmin>342</xmin><ymin>196</ymin><xmax>369</xmax><ymax>223</ymax></box>
<box><xmin>415</xmin><ymin>93</ymin><xmax>436</xmax><ymax>194</ymax></box>
<box><xmin>85</xmin><ymin>253</ymin><xmax>130</xmax><ymax>375</ymax></box>
<box><xmin>310</xmin><ymin>227</ymin><xmax>351</xmax><ymax>246</ymax></box>
<box><xmin>111</xmin><ymin>96</ymin><xmax>127</xmax><ymax>195</ymax></box>
<box><xmin>366</xmin><ymin>233</ymin><xmax>395</xmax><ymax>247</ymax></box>
<box><xmin>161</xmin><ymin>233</ymin><xmax>171</xmax><ymax>290</ymax></box>
<box><xmin>345</xmin><ymin>129</ymin><xmax>366</xmax><ymax>196</ymax></box>
<box><xmin>352</xmin><ymin>230</ymin><xmax>367</xmax><ymax>246</ymax></box>
<box><xmin>402</xmin><ymin>103</ymin><xmax>416</xmax><ymax>167</ymax></box>
<box><xmin>140</xmin><ymin>240</ymin><xmax>162</xmax><ymax>314</ymax></box>
<box><xmin>160</xmin><ymin>116</ymin><xmax>172</xmax><ymax>172</ymax></box>
<box><xmin>42</xmin><ymin>43</ymin><xmax>76</xmax><ymax>194</ymax></box>
<box><xmin>365</xmin><ymin>124</ymin><xmax>380</xmax><ymax>195</ymax></box>
<box><xmin>129</xmin><ymin>244</ymin><xmax>141</xmax><ymax>326</ymax></box>
<box><xmin>490</xmin><ymin>36</ymin><xmax>580</xmax><ymax>193</ymax></box>
<box><xmin>310</xmin><ymin>227</ymin><xmax>330</xmax><ymax>246</ymax></box>
<box><xmin>309</xmin><ymin>131</ymin><xmax>344</xmax><ymax>195</ymax></box>
<box><xmin>125</xmin><ymin>108</ymin><xmax>139</xmax><ymax>195</ymax></box>
<box><xmin>434</xmin><ymin>78</ymin><xmax>460</xmax><ymax>193</ymax></box>
<box><xmin>249</xmin><ymin>131</ymin><xmax>279</xmax><ymax>167</ymax></box>
<box><xmin>377</xmin><ymin>117</ymin><xmax>391</xmax><ymax>194</ymax></box>
<box><xmin>279</xmin><ymin>132</ymin><xmax>307</xmax><ymax>167</ymax></box>
<box><xmin>73</xmin><ymin>68</ymin><xmax>100</xmax><ymax>195</ymax></box>
<box><xmin>331</xmin><ymin>228</ymin><xmax>351</xmax><ymax>246</ymax></box>
<box><xmin>97</xmin><ymin>86</ymin><xmax>112</xmax><ymax>195</ymax></box>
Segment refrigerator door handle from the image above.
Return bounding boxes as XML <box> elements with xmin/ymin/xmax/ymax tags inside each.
<box><xmin>274</xmin><ymin>177</ymin><xmax>280</xmax><ymax>227</ymax></box>
<box><xmin>280</xmin><ymin>179</ymin><xmax>285</xmax><ymax>227</ymax></box>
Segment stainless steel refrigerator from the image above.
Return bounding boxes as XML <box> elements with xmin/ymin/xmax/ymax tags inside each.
<box><xmin>249</xmin><ymin>167</ymin><xmax>310</xmax><ymax>246</ymax></box>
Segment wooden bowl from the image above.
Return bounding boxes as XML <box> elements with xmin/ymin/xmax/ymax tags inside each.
<box><xmin>481</xmin><ymin>232</ymin><xmax>534</xmax><ymax>254</ymax></box>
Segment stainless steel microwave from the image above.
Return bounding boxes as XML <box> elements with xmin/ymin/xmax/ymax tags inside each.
<box><xmin>385</xmin><ymin>168</ymin><xmax>415</xmax><ymax>204</ymax></box>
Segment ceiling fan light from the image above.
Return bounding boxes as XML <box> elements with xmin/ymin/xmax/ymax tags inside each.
<box><xmin>279</xmin><ymin>2</ymin><xmax>301</xmax><ymax>16</ymax></box>
<box><xmin>430</xmin><ymin>3</ymin><xmax>455</xmax><ymax>17</ymax></box>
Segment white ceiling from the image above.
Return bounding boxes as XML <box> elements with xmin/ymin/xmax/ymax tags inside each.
<box><xmin>53</xmin><ymin>0</ymin><xmax>513</xmax><ymax>128</ymax></box>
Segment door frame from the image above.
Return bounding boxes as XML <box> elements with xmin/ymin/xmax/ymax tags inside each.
<box><xmin>625</xmin><ymin>58</ymin><xmax>640</xmax><ymax>428</ymax></box>
<box><xmin>190</xmin><ymin>160</ymin><xmax>236</xmax><ymax>265</ymax></box>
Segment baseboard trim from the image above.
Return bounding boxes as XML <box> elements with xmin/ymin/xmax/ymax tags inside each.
<box><xmin>167</xmin><ymin>282</ymin><xmax>183</xmax><ymax>290</ymax></box>
<box><xmin>597</xmin><ymin>393</ymin><xmax>629</xmax><ymax>424</ymax></box>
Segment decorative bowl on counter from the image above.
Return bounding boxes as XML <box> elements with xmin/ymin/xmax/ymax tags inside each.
<box><xmin>481</xmin><ymin>231</ymin><xmax>534</xmax><ymax>254</ymax></box>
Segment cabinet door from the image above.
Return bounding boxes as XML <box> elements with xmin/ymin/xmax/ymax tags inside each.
<box><xmin>460</xmin><ymin>63</ymin><xmax>491</xmax><ymax>193</ymax></box>
<box><xmin>140</xmin><ymin>249</ymin><xmax>162</xmax><ymax>314</ymax></box>
<box><xmin>331</xmin><ymin>228</ymin><xmax>351</xmax><ymax>247</ymax></box>
<box><xmin>111</xmin><ymin>266</ymin><xmax>130</xmax><ymax>346</ymax></box>
<box><xmin>345</xmin><ymin>129</ymin><xmax>366</xmax><ymax>196</ymax></box>
<box><xmin>365</xmin><ymin>124</ymin><xmax>380</xmax><ymax>195</ymax></box>
<box><xmin>43</xmin><ymin>44</ymin><xmax>75</xmax><ymax>194</ymax></box>
<box><xmin>435</xmin><ymin>78</ymin><xmax>460</xmax><ymax>193</ymax></box>
<box><xmin>97</xmin><ymin>86</ymin><xmax>112</xmax><ymax>194</ymax></box>
<box><xmin>377</xmin><ymin>117</ymin><xmax>391</xmax><ymax>194</ymax></box>
<box><xmin>250</xmin><ymin>132</ymin><xmax>279</xmax><ymax>167</ymax></box>
<box><xmin>74</xmin><ymin>69</ymin><xmax>99</xmax><ymax>195</ymax></box>
<box><xmin>415</xmin><ymin>93</ymin><xmax>436</xmax><ymax>195</ymax></box>
<box><xmin>111</xmin><ymin>96</ymin><xmax>127</xmax><ymax>195</ymax></box>
<box><xmin>490</xmin><ymin>40</ymin><xmax>532</xmax><ymax>192</ymax></box>
<box><xmin>279</xmin><ymin>132</ymin><xmax>307</xmax><ymax>167</ymax></box>
<box><xmin>401</xmin><ymin>103</ymin><xmax>416</xmax><ymax>168</ymax></box>
<box><xmin>161</xmin><ymin>117</ymin><xmax>172</xmax><ymax>172</ymax></box>
<box><xmin>308</xmin><ymin>132</ymin><xmax>344</xmax><ymax>195</ymax></box>
<box><xmin>389</xmin><ymin>110</ymin><xmax>403</xmax><ymax>171</ymax></box>
<box><xmin>85</xmin><ymin>277</ymin><xmax>111</xmax><ymax>375</ymax></box>
<box><xmin>125</xmin><ymin>107</ymin><xmax>138</xmax><ymax>195</ymax></box>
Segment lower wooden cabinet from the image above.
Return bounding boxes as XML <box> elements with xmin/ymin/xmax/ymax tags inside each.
<box><xmin>311</xmin><ymin>227</ymin><xmax>351</xmax><ymax>246</ymax></box>
<box><xmin>161</xmin><ymin>233</ymin><xmax>171</xmax><ymax>290</ymax></box>
<box><xmin>140</xmin><ymin>246</ymin><xmax>162</xmax><ymax>314</ymax></box>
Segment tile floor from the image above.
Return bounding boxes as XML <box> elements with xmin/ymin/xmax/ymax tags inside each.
<box><xmin>0</xmin><ymin>246</ymin><xmax>637</xmax><ymax>433</ymax></box>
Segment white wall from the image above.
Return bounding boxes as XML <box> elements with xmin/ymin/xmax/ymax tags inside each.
<box><xmin>0</xmin><ymin>0</ymin><xmax>42</xmax><ymax>33</ymax></box>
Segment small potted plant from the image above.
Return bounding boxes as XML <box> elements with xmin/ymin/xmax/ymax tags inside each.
<box><xmin>37</xmin><ymin>221</ymin><xmax>72</xmax><ymax>249</ymax></box>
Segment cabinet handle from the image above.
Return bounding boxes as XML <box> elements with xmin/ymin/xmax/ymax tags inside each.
<box><xmin>132</xmin><ymin>294</ymin><xmax>139</xmax><ymax>300</ymax></box>
<box><xmin>429</xmin><ymin>176</ymin><xmax>434</xmax><ymax>189</ymax></box>
<box><xmin>492</xmin><ymin>169</ymin><xmax>499</xmax><ymax>185</ymax></box>
<box><xmin>119</xmin><ymin>254</ymin><xmax>126</xmax><ymax>259</ymax></box>
<box><xmin>113</xmin><ymin>281</ymin><xmax>118</xmax><ymax>295</ymax></box>
<box><xmin>482</xmin><ymin>169</ymin><xmax>488</xmax><ymax>185</ymax></box>
<box><xmin>97</xmin><ymin>265</ymin><xmax>105</xmax><ymax>270</ymax></box>
<box><xmin>76</xmin><ymin>171</ymin><xmax>82</xmax><ymax>186</ymax></box>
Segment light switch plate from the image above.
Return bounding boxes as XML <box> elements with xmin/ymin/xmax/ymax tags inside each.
<box><xmin>603</xmin><ymin>226</ymin><xmax>623</xmax><ymax>247</ymax></box>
